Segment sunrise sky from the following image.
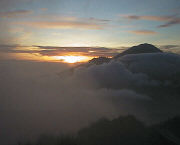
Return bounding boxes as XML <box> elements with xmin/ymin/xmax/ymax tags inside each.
<box><xmin>0</xmin><ymin>0</ymin><xmax>180</xmax><ymax>62</ymax></box>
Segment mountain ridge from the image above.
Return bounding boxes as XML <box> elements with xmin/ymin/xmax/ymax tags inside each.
<box><xmin>88</xmin><ymin>43</ymin><xmax>163</xmax><ymax>65</ymax></box>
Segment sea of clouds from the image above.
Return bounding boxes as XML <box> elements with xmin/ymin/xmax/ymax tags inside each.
<box><xmin>1</xmin><ymin>52</ymin><xmax>180</xmax><ymax>145</ymax></box>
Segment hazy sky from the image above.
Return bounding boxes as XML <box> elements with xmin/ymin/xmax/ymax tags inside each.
<box><xmin>0</xmin><ymin>0</ymin><xmax>180</xmax><ymax>47</ymax></box>
<box><xmin>0</xmin><ymin>0</ymin><xmax>180</xmax><ymax>62</ymax></box>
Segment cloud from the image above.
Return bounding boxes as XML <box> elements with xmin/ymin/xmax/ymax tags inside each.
<box><xmin>0</xmin><ymin>0</ymin><xmax>23</xmax><ymax>9</ymax></box>
<box><xmin>130</xmin><ymin>30</ymin><xmax>157</xmax><ymax>35</ymax></box>
<box><xmin>123</xmin><ymin>15</ymin><xmax>174</xmax><ymax>21</ymax></box>
<box><xmin>122</xmin><ymin>14</ymin><xmax>180</xmax><ymax>28</ymax></box>
<box><xmin>13</xmin><ymin>15</ymin><xmax>110</xmax><ymax>30</ymax></box>
<box><xmin>37</xmin><ymin>46</ymin><xmax>123</xmax><ymax>57</ymax></box>
<box><xmin>0</xmin><ymin>45</ymin><xmax>125</xmax><ymax>61</ymax></box>
<box><xmin>40</xmin><ymin>8</ymin><xmax>48</xmax><ymax>11</ymax></box>
<box><xmin>1</xmin><ymin>50</ymin><xmax>180</xmax><ymax>144</ymax></box>
<box><xmin>72</xmin><ymin>59</ymin><xmax>160</xmax><ymax>90</ymax></box>
<box><xmin>71</xmin><ymin>52</ymin><xmax>180</xmax><ymax>99</ymax></box>
<box><xmin>159</xmin><ymin>45</ymin><xmax>180</xmax><ymax>49</ymax></box>
<box><xmin>88</xmin><ymin>17</ymin><xmax>110</xmax><ymax>22</ymax></box>
<box><xmin>0</xmin><ymin>10</ymin><xmax>33</xmax><ymax>18</ymax></box>
<box><xmin>158</xmin><ymin>18</ymin><xmax>180</xmax><ymax>27</ymax></box>
<box><xmin>159</xmin><ymin>45</ymin><xmax>180</xmax><ymax>54</ymax></box>
<box><xmin>119</xmin><ymin>53</ymin><xmax>180</xmax><ymax>80</ymax></box>
<box><xmin>0</xmin><ymin>0</ymin><xmax>37</xmax><ymax>9</ymax></box>
<box><xmin>16</xmin><ymin>21</ymin><xmax>104</xmax><ymax>30</ymax></box>
<box><xmin>0</xmin><ymin>60</ymin><xmax>122</xmax><ymax>144</ymax></box>
<box><xmin>69</xmin><ymin>52</ymin><xmax>180</xmax><ymax>122</ymax></box>
<box><xmin>14</xmin><ymin>16</ymin><xmax>110</xmax><ymax>30</ymax></box>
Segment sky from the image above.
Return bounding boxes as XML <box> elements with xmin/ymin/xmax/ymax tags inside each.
<box><xmin>0</xmin><ymin>0</ymin><xmax>180</xmax><ymax>62</ymax></box>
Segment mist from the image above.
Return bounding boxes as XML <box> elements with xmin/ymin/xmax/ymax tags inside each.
<box><xmin>0</xmin><ymin>60</ymin><xmax>118</xmax><ymax>145</ymax></box>
<box><xmin>1</xmin><ymin>51</ymin><xmax>180</xmax><ymax>145</ymax></box>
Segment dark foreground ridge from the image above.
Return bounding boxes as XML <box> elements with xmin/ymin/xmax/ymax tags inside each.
<box><xmin>18</xmin><ymin>115</ymin><xmax>180</xmax><ymax>145</ymax></box>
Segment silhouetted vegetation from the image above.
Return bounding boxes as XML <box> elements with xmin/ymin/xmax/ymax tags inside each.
<box><xmin>18</xmin><ymin>115</ymin><xmax>180</xmax><ymax>145</ymax></box>
<box><xmin>89</xmin><ymin>57</ymin><xmax>111</xmax><ymax>65</ymax></box>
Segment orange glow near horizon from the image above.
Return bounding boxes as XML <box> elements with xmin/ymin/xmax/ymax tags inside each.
<box><xmin>10</xmin><ymin>49</ymin><xmax>93</xmax><ymax>63</ymax></box>
<box><xmin>4</xmin><ymin>46</ymin><xmax>115</xmax><ymax>63</ymax></box>
<box><xmin>52</xmin><ymin>55</ymin><xmax>92</xmax><ymax>63</ymax></box>
<box><xmin>13</xmin><ymin>53</ymin><xmax>93</xmax><ymax>63</ymax></box>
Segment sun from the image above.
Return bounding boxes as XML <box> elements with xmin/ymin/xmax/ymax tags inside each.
<box><xmin>52</xmin><ymin>55</ymin><xmax>91</xmax><ymax>63</ymax></box>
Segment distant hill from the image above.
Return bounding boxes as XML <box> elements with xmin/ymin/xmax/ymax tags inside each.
<box><xmin>114</xmin><ymin>43</ymin><xmax>163</xmax><ymax>59</ymax></box>
<box><xmin>88</xmin><ymin>57</ymin><xmax>111</xmax><ymax>65</ymax></box>
<box><xmin>88</xmin><ymin>43</ymin><xmax>162</xmax><ymax>65</ymax></box>
<box><xmin>58</xmin><ymin>43</ymin><xmax>163</xmax><ymax>76</ymax></box>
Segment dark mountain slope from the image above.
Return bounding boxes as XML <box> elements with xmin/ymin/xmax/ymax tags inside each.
<box><xmin>114</xmin><ymin>43</ymin><xmax>162</xmax><ymax>59</ymax></box>
<box><xmin>86</xmin><ymin>43</ymin><xmax>162</xmax><ymax>65</ymax></box>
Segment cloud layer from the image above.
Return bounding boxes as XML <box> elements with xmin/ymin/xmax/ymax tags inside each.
<box><xmin>1</xmin><ymin>50</ymin><xmax>180</xmax><ymax>145</ymax></box>
<box><xmin>0</xmin><ymin>45</ymin><xmax>125</xmax><ymax>61</ymax></box>
<box><xmin>122</xmin><ymin>14</ymin><xmax>180</xmax><ymax>28</ymax></box>
<box><xmin>14</xmin><ymin>16</ymin><xmax>109</xmax><ymax>30</ymax></box>
<box><xmin>16</xmin><ymin>21</ymin><xmax>105</xmax><ymax>30</ymax></box>
<box><xmin>0</xmin><ymin>10</ymin><xmax>33</xmax><ymax>18</ymax></box>
<box><xmin>130</xmin><ymin>30</ymin><xmax>157</xmax><ymax>35</ymax></box>
<box><xmin>70</xmin><ymin>52</ymin><xmax>180</xmax><ymax>122</ymax></box>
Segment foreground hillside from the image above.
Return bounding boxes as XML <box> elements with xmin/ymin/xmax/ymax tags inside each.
<box><xmin>19</xmin><ymin>115</ymin><xmax>180</xmax><ymax>145</ymax></box>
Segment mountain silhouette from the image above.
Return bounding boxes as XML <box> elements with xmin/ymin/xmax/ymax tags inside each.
<box><xmin>58</xmin><ymin>43</ymin><xmax>163</xmax><ymax>76</ymax></box>
<box><xmin>114</xmin><ymin>43</ymin><xmax>163</xmax><ymax>59</ymax></box>
<box><xmin>86</xmin><ymin>43</ymin><xmax>162</xmax><ymax>65</ymax></box>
